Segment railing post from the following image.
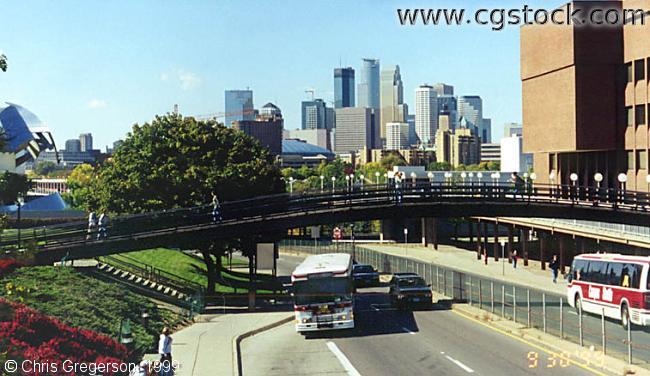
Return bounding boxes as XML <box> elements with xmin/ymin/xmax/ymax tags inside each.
<box><xmin>490</xmin><ymin>281</ymin><xmax>494</xmax><ymax>313</ymax></box>
<box><xmin>542</xmin><ymin>293</ymin><xmax>546</xmax><ymax>333</ymax></box>
<box><xmin>501</xmin><ymin>285</ymin><xmax>505</xmax><ymax>318</ymax></box>
<box><xmin>512</xmin><ymin>286</ymin><xmax>517</xmax><ymax>322</ymax></box>
<box><xmin>436</xmin><ymin>266</ymin><xmax>440</xmax><ymax>293</ymax></box>
<box><xmin>627</xmin><ymin>317</ymin><xmax>632</xmax><ymax>364</ymax></box>
<box><xmin>601</xmin><ymin>308</ymin><xmax>606</xmax><ymax>355</ymax></box>
<box><xmin>527</xmin><ymin>289</ymin><xmax>531</xmax><ymax>328</ymax></box>
<box><xmin>579</xmin><ymin>306</ymin><xmax>584</xmax><ymax>346</ymax></box>
<box><xmin>469</xmin><ymin>275</ymin><xmax>473</xmax><ymax>305</ymax></box>
<box><xmin>560</xmin><ymin>297</ymin><xmax>564</xmax><ymax>339</ymax></box>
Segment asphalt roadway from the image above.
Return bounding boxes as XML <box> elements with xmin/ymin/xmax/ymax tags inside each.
<box><xmin>243</xmin><ymin>253</ymin><xmax>600</xmax><ymax>376</ymax></box>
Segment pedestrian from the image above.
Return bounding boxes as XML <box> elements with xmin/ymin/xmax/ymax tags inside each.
<box><xmin>395</xmin><ymin>172</ymin><xmax>403</xmax><ymax>203</ymax></box>
<box><xmin>158</xmin><ymin>327</ymin><xmax>173</xmax><ymax>375</ymax></box>
<box><xmin>97</xmin><ymin>213</ymin><xmax>108</xmax><ymax>240</ymax></box>
<box><xmin>211</xmin><ymin>192</ymin><xmax>222</xmax><ymax>222</ymax></box>
<box><xmin>130</xmin><ymin>360</ymin><xmax>151</xmax><ymax>376</ymax></box>
<box><xmin>549</xmin><ymin>254</ymin><xmax>560</xmax><ymax>283</ymax></box>
<box><xmin>510</xmin><ymin>172</ymin><xmax>524</xmax><ymax>199</ymax></box>
<box><xmin>86</xmin><ymin>212</ymin><xmax>97</xmax><ymax>240</ymax></box>
<box><xmin>512</xmin><ymin>250</ymin><xmax>518</xmax><ymax>269</ymax></box>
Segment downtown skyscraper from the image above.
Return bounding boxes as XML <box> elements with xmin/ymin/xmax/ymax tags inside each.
<box><xmin>415</xmin><ymin>85</ymin><xmax>438</xmax><ymax>146</ymax></box>
<box><xmin>380</xmin><ymin>64</ymin><xmax>407</xmax><ymax>146</ymax></box>
<box><xmin>334</xmin><ymin>67</ymin><xmax>355</xmax><ymax>109</ymax></box>
<box><xmin>225</xmin><ymin>89</ymin><xmax>255</xmax><ymax>127</ymax></box>
<box><xmin>357</xmin><ymin>58</ymin><xmax>380</xmax><ymax>110</ymax></box>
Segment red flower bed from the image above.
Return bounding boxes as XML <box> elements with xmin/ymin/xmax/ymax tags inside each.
<box><xmin>0</xmin><ymin>259</ymin><xmax>21</xmax><ymax>277</ymax></box>
<box><xmin>0</xmin><ymin>299</ymin><xmax>128</xmax><ymax>375</ymax></box>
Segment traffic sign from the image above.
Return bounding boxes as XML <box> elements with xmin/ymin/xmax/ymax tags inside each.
<box><xmin>333</xmin><ymin>227</ymin><xmax>342</xmax><ymax>240</ymax></box>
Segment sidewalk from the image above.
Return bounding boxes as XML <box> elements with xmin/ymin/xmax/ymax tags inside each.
<box><xmin>146</xmin><ymin>312</ymin><xmax>292</xmax><ymax>376</ymax></box>
<box><xmin>359</xmin><ymin>243</ymin><xmax>567</xmax><ymax>296</ymax></box>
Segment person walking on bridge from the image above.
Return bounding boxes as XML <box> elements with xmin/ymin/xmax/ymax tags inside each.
<box><xmin>86</xmin><ymin>212</ymin><xmax>97</xmax><ymax>240</ymax></box>
<box><xmin>211</xmin><ymin>192</ymin><xmax>222</xmax><ymax>222</ymax></box>
<box><xmin>158</xmin><ymin>327</ymin><xmax>174</xmax><ymax>375</ymax></box>
<box><xmin>97</xmin><ymin>213</ymin><xmax>109</xmax><ymax>240</ymax></box>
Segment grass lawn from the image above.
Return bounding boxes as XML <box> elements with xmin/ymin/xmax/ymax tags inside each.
<box><xmin>108</xmin><ymin>249</ymin><xmax>273</xmax><ymax>293</ymax></box>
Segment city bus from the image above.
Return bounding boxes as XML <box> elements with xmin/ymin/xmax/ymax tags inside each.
<box><xmin>291</xmin><ymin>253</ymin><xmax>355</xmax><ymax>333</ymax></box>
<box><xmin>567</xmin><ymin>253</ymin><xmax>650</xmax><ymax>328</ymax></box>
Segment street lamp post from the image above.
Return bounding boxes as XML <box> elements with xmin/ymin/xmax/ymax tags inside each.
<box><xmin>288</xmin><ymin>177</ymin><xmax>294</xmax><ymax>194</ymax></box>
<box><xmin>427</xmin><ymin>171</ymin><xmax>434</xmax><ymax>188</ymax></box>
<box><xmin>594</xmin><ymin>172</ymin><xmax>603</xmax><ymax>203</ymax></box>
<box><xmin>549</xmin><ymin>170</ymin><xmax>557</xmax><ymax>197</ymax></box>
<box><xmin>444</xmin><ymin>172</ymin><xmax>452</xmax><ymax>185</ymax></box>
<box><xmin>468</xmin><ymin>172</ymin><xmax>474</xmax><ymax>185</ymax></box>
<box><xmin>331</xmin><ymin>176</ymin><xmax>336</xmax><ymax>192</ymax></box>
<box><xmin>345</xmin><ymin>175</ymin><xmax>351</xmax><ymax>191</ymax></box>
<box><xmin>16</xmin><ymin>194</ymin><xmax>24</xmax><ymax>248</ymax></box>
<box><xmin>460</xmin><ymin>172</ymin><xmax>467</xmax><ymax>185</ymax></box>
<box><xmin>375</xmin><ymin>171</ymin><xmax>380</xmax><ymax>186</ymax></box>
<box><xmin>320</xmin><ymin>175</ymin><xmax>324</xmax><ymax>192</ymax></box>
<box><xmin>359</xmin><ymin>174</ymin><xmax>365</xmax><ymax>190</ymax></box>
<box><xmin>403</xmin><ymin>227</ymin><xmax>408</xmax><ymax>256</ymax></box>
<box><xmin>570</xmin><ymin>173</ymin><xmax>578</xmax><ymax>202</ymax></box>
<box><xmin>410</xmin><ymin>172</ymin><xmax>417</xmax><ymax>187</ymax></box>
<box><xmin>618</xmin><ymin>173</ymin><xmax>628</xmax><ymax>204</ymax></box>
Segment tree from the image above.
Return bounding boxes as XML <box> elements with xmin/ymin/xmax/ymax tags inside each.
<box><xmin>0</xmin><ymin>172</ymin><xmax>30</xmax><ymax>205</ymax></box>
<box><xmin>380</xmin><ymin>153</ymin><xmax>406</xmax><ymax>170</ymax></box>
<box><xmin>65</xmin><ymin>164</ymin><xmax>96</xmax><ymax>209</ymax></box>
<box><xmin>0</xmin><ymin>54</ymin><xmax>6</xmax><ymax>72</ymax></box>
<box><xmin>33</xmin><ymin>161</ymin><xmax>58</xmax><ymax>176</ymax></box>
<box><xmin>427</xmin><ymin>161</ymin><xmax>452</xmax><ymax>171</ymax></box>
<box><xmin>92</xmin><ymin>114</ymin><xmax>284</xmax><ymax>293</ymax></box>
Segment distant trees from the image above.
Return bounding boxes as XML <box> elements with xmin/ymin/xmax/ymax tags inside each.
<box><xmin>380</xmin><ymin>153</ymin><xmax>406</xmax><ymax>170</ymax></box>
<box><xmin>0</xmin><ymin>172</ymin><xmax>30</xmax><ymax>205</ymax></box>
<box><xmin>0</xmin><ymin>54</ymin><xmax>6</xmax><ymax>72</ymax></box>
<box><xmin>33</xmin><ymin>161</ymin><xmax>58</xmax><ymax>176</ymax></box>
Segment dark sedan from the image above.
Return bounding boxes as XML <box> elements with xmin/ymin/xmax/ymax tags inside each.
<box><xmin>389</xmin><ymin>274</ymin><xmax>433</xmax><ymax>309</ymax></box>
<box><xmin>352</xmin><ymin>264</ymin><xmax>380</xmax><ymax>287</ymax></box>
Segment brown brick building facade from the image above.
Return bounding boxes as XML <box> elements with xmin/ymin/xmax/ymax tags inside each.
<box><xmin>521</xmin><ymin>1</ymin><xmax>649</xmax><ymax>189</ymax></box>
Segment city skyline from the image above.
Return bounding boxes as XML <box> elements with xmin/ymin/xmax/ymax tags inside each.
<box><xmin>0</xmin><ymin>0</ymin><xmax>530</xmax><ymax>149</ymax></box>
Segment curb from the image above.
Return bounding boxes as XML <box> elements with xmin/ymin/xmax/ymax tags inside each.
<box><xmin>233</xmin><ymin>315</ymin><xmax>294</xmax><ymax>376</ymax></box>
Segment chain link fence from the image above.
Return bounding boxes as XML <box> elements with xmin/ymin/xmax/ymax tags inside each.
<box><xmin>280</xmin><ymin>239</ymin><xmax>650</xmax><ymax>367</ymax></box>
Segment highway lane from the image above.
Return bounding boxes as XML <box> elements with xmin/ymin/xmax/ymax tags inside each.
<box><xmin>242</xmin><ymin>290</ymin><xmax>599</xmax><ymax>376</ymax></box>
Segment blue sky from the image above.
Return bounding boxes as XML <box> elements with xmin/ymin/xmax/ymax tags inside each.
<box><xmin>0</xmin><ymin>0</ymin><xmax>550</xmax><ymax>149</ymax></box>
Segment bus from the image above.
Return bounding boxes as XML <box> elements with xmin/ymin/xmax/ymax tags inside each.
<box><xmin>291</xmin><ymin>253</ymin><xmax>355</xmax><ymax>333</ymax></box>
<box><xmin>567</xmin><ymin>253</ymin><xmax>650</xmax><ymax>328</ymax></box>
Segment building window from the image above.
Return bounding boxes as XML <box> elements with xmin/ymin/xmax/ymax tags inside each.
<box><xmin>638</xmin><ymin>150</ymin><xmax>647</xmax><ymax>170</ymax></box>
<box><xmin>627</xmin><ymin>150</ymin><xmax>634</xmax><ymax>171</ymax></box>
<box><xmin>625</xmin><ymin>62</ymin><xmax>633</xmax><ymax>83</ymax></box>
<box><xmin>636</xmin><ymin>105</ymin><xmax>646</xmax><ymax>125</ymax></box>
<box><xmin>634</xmin><ymin>59</ymin><xmax>645</xmax><ymax>81</ymax></box>
<box><xmin>626</xmin><ymin>107</ymin><xmax>634</xmax><ymax>127</ymax></box>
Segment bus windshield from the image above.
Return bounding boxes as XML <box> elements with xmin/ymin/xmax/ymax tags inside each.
<box><xmin>293</xmin><ymin>277</ymin><xmax>352</xmax><ymax>306</ymax></box>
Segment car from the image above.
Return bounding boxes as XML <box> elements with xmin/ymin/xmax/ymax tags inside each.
<box><xmin>389</xmin><ymin>273</ymin><xmax>433</xmax><ymax>309</ymax></box>
<box><xmin>352</xmin><ymin>264</ymin><xmax>380</xmax><ymax>287</ymax></box>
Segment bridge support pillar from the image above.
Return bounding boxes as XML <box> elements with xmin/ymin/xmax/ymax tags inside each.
<box><xmin>468</xmin><ymin>221</ymin><xmax>474</xmax><ymax>248</ymax></box>
<box><xmin>507</xmin><ymin>226</ymin><xmax>514</xmax><ymax>264</ymax></box>
<box><xmin>482</xmin><ymin>222</ymin><xmax>489</xmax><ymax>263</ymax></box>
<box><xmin>493</xmin><ymin>223</ymin><xmax>499</xmax><ymax>261</ymax></box>
<box><xmin>521</xmin><ymin>228</ymin><xmax>529</xmax><ymax>267</ymax></box>
<box><xmin>420</xmin><ymin>218</ymin><xmax>438</xmax><ymax>250</ymax></box>
<box><xmin>540</xmin><ymin>233</ymin><xmax>547</xmax><ymax>270</ymax></box>
<box><xmin>476</xmin><ymin>221</ymin><xmax>482</xmax><ymax>260</ymax></box>
<box><xmin>557</xmin><ymin>235</ymin><xmax>567</xmax><ymax>275</ymax></box>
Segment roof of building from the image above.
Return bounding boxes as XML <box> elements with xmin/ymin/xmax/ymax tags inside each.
<box><xmin>282</xmin><ymin>139</ymin><xmax>334</xmax><ymax>157</ymax></box>
<box><xmin>0</xmin><ymin>102</ymin><xmax>44</xmax><ymax>152</ymax></box>
<box><xmin>0</xmin><ymin>192</ymin><xmax>67</xmax><ymax>213</ymax></box>
<box><xmin>262</xmin><ymin>102</ymin><xmax>279</xmax><ymax>109</ymax></box>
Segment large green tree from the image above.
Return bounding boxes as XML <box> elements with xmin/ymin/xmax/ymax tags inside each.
<box><xmin>91</xmin><ymin>114</ymin><xmax>284</xmax><ymax>293</ymax></box>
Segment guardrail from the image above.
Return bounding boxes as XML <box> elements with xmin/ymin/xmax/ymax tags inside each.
<box><xmin>280</xmin><ymin>239</ymin><xmax>650</xmax><ymax>367</ymax></box>
<box><xmin>2</xmin><ymin>182</ymin><xmax>650</xmax><ymax>255</ymax></box>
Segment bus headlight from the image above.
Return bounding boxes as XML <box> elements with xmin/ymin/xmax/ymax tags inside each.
<box><xmin>340</xmin><ymin>315</ymin><xmax>346</xmax><ymax>320</ymax></box>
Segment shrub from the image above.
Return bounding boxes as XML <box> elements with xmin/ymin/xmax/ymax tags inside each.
<box><xmin>0</xmin><ymin>259</ymin><xmax>21</xmax><ymax>278</ymax></box>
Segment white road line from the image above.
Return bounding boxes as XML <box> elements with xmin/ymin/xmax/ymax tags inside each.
<box><xmin>327</xmin><ymin>341</ymin><xmax>362</xmax><ymax>376</ymax></box>
<box><xmin>444</xmin><ymin>355</ymin><xmax>475</xmax><ymax>373</ymax></box>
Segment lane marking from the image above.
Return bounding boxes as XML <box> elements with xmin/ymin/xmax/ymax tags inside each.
<box><xmin>444</xmin><ymin>355</ymin><xmax>475</xmax><ymax>373</ymax></box>
<box><xmin>326</xmin><ymin>341</ymin><xmax>362</xmax><ymax>376</ymax></box>
<box><xmin>451</xmin><ymin>310</ymin><xmax>607</xmax><ymax>376</ymax></box>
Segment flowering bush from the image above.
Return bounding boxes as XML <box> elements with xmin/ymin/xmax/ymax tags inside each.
<box><xmin>0</xmin><ymin>259</ymin><xmax>21</xmax><ymax>277</ymax></box>
<box><xmin>0</xmin><ymin>298</ymin><xmax>128</xmax><ymax>375</ymax></box>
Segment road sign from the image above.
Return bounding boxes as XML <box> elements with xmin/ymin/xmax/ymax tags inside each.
<box><xmin>333</xmin><ymin>227</ymin><xmax>342</xmax><ymax>240</ymax></box>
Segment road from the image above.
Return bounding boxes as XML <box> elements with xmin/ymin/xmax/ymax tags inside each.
<box><xmin>242</xmin><ymin>288</ymin><xmax>600</xmax><ymax>376</ymax></box>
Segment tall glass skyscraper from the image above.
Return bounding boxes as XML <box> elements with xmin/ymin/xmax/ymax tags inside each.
<box><xmin>225</xmin><ymin>89</ymin><xmax>254</xmax><ymax>127</ymax></box>
<box><xmin>357</xmin><ymin>58</ymin><xmax>380</xmax><ymax>110</ymax></box>
<box><xmin>458</xmin><ymin>95</ymin><xmax>483</xmax><ymax>131</ymax></box>
<box><xmin>415</xmin><ymin>85</ymin><xmax>438</xmax><ymax>146</ymax></box>
<box><xmin>380</xmin><ymin>64</ymin><xmax>406</xmax><ymax>144</ymax></box>
<box><xmin>334</xmin><ymin>67</ymin><xmax>355</xmax><ymax>109</ymax></box>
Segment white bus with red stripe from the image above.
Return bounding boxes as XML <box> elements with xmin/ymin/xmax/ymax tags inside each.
<box><xmin>567</xmin><ymin>253</ymin><xmax>650</xmax><ymax>328</ymax></box>
<box><xmin>291</xmin><ymin>253</ymin><xmax>355</xmax><ymax>333</ymax></box>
